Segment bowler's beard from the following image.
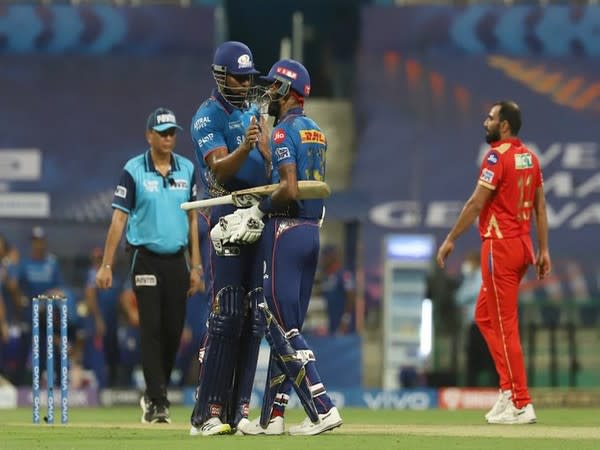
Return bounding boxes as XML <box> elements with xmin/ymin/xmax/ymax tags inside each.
<box><xmin>485</xmin><ymin>127</ymin><xmax>501</xmax><ymax>144</ymax></box>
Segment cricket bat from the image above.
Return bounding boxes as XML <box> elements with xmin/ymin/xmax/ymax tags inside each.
<box><xmin>181</xmin><ymin>180</ymin><xmax>330</xmax><ymax>211</ymax></box>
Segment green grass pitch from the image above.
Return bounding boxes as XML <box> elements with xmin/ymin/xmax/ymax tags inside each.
<box><xmin>3</xmin><ymin>407</ymin><xmax>600</xmax><ymax>450</ymax></box>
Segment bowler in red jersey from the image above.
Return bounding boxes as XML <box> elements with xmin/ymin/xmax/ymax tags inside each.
<box><xmin>437</xmin><ymin>100</ymin><xmax>551</xmax><ymax>424</ymax></box>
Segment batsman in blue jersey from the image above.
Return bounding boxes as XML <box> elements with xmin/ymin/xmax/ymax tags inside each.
<box><xmin>225</xmin><ymin>59</ymin><xmax>343</xmax><ymax>436</ymax></box>
<box><xmin>189</xmin><ymin>41</ymin><xmax>271</xmax><ymax>436</ymax></box>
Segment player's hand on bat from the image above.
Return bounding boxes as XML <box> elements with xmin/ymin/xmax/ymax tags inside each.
<box><xmin>436</xmin><ymin>238</ymin><xmax>455</xmax><ymax>269</ymax></box>
<box><xmin>210</xmin><ymin>216</ymin><xmax>237</xmax><ymax>252</ymax></box>
<box><xmin>241</xmin><ymin>116</ymin><xmax>261</xmax><ymax>152</ymax></box>
<box><xmin>231</xmin><ymin>193</ymin><xmax>261</xmax><ymax>208</ymax></box>
<box><xmin>229</xmin><ymin>205</ymin><xmax>265</xmax><ymax>244</ymax></box>
<box><xmin>535</xmin><ymin>249</ymin><xmax>552</xmax><ymax>280</ymax></box>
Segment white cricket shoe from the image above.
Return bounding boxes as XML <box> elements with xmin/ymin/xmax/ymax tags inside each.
<box><xmin>140</xmin><ymin>396</ymin><xmax>155</xmax><ymax>424</ymax></box>
<box><xmin>288</xmin><ymin>407</ymin><xmax>343</xmax><ymax>436</ymax></box>
<box><xmin>189</xmin><ymin>417</ymin><xmax>232</xmax><ymax>436</ymax></box>
<box><xmin>485</xmin><ymin>390</ymin><xmax>512</xmax><ymax>422</ymax></box>
<box><xmin>237</xmin><ymin>416</ymin><xmax>285</xmax><ymax>435</ymax></box>
<box><xmin>487</xmin><ymin>403</ymin><xmax>536</xmax><ymax>425</ymax></box>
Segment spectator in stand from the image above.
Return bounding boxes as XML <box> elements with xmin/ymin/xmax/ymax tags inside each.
<box><xmin>318</xmin><ymin>245</ymin><xmax>356</xmax><ymax>335</ymax></box>
<box><xmin>83</xmin><ymin>247</ymin><xmax>122</xmax><ymax>387</ymax></box>
<box><xmin>11</xmin><ymin>227</ymin><xmax>65</xmax><ymax>385</ymax></box>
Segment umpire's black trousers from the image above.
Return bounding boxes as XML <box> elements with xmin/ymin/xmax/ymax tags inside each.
<box><xmin>131</xmin><ymin>246</ymin><xmax>188</xmax><ymax>405</ymax></box>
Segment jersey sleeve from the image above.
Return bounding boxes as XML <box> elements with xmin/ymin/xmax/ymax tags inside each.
<box><xmin>271</xmin><ymin>125</ymin><xmax>297</xmax><ymax>171</ymax></box>
<box><xmin>112</xmin><ymin>169</ymin><xmax>135</xmax><ymax>213</ymax></box>
<box><xmin>478</xmin><ymin>149</ymin><xmax>504</xmax><ymax>190</ymax></box>
<box><xmin>191</xmin><ymin>109</ymin><xmax>227</xmax><ymax>163</ymax></box>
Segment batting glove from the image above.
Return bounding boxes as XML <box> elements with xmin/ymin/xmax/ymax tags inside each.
<box><xmin>210</xmin><ymin>214</ymin><xmax>240</xmax><ymax>252</ymax></box>
<box><xmin>229</xmin><ymin>204</ymin><xmax>265</xmax><ymax>244</ymax></box>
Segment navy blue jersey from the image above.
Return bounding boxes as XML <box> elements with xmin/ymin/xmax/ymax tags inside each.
<box><xmin>112</xmin><ymin>151</ymin><xmax>196</xmax><ymax>254</ymax></box>
<box><xmin>190</xmin><ymin>90</ymin><xmax>269</xmax><ymax>196</ymax></box>
<box><xmin>270</xmin><ymin>107</ymin><xmax>326</xmax><ymax>219</ymax></box>
<box><xmin>18</xmin><ymin>255</ymin><xmax>63</xmax><ymax>298</ymax></box>
<box><xmin>321</xmin><ymin>267</ymin><xmax>356</xmax><ymax>334</ymax></box>
<box><xmin>85</xmin><ymin>267</ymin><xmax>121</xmax><ymax>328</ymax></box>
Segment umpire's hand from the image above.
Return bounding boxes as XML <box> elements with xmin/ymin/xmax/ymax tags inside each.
<box><xmin>96</xmin><ymin>266</ymin><xmax>112</xmax><ymax>289</ymax></box>
<box><xmin>188</xmin><ymin>268</ymin><xmax>205</xmax><ymax>297</ymax></box>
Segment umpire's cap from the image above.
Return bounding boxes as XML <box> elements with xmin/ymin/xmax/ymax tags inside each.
<box><xmin>212</xmin><ymin>41</ymin><xmax>260</xmax><ymax>75</ymax></box>
<box><xmin>261</xmin><ymin>59</ymin><xmax>311</xmax><ymax>97</ymax></box>
<box><xmin>146</xmin><ymin>107</ymin><xmax>183</xmax><ymax>132</ymax></box>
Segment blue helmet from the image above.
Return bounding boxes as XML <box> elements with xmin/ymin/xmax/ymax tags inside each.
<box><xmin>212</xmin><ymin>41</ymin><xmax>259</xmax><ymax>75</ymax></box>
<box><xmin>212</xmin><ymin>41</ymin><xmax>259</xmax><ymax>108</ymax></box>
<box><xmin>261</xmin><ymin>59</ymin><xmax>311</xmax><ymax>97</ymax></box>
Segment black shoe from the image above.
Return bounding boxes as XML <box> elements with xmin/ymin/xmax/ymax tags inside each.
<box><xmin>154</xmin><ymin>404</ymin><xmax>171</xmax><ymax>424</ymax></box>
<box><xmin>140</xmin><ymin>396</ymin><xmax>156</xmax><ymax>424</ymax></box>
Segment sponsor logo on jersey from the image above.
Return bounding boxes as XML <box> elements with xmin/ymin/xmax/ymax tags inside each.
<box><xmin>486</xmin><ymin>152</ymin><xmax>499</xmax><ymax>165</ymax></box>
<box><xmin>193</xmin><ymin>116</ymin><xmax>211</xmax><ymax>130</ymax></box>
<box><xmin>135</xmin><ymin>275</ymin><xmax>157</xmax><ymax>286</ymax></box>
<box><xmin>480</xmin><ymin>168</ymin><xmax>495</xmax><ymax>184</ymax></box>
<box><xmin>275</xmin><ymin>146</ymin><xmax>291</xmax><ymax>161</ymax></box>
<box><xmin>515</xmin><ymin>153</ymin><xmax>533</xmax><ymax>169</ymax></box>
<box><xmin>170</xmin><ymin>179</ymin><xmax>188</xmax><ymax>190</ymax></box>
<box><xmin>143</xmin><ymin>180</ymin><xmax>159</xmax><ymax>192</ymax></box>
<box><xmin>115</xmin><ymin>185</ymin><xmax>127</xmax><ymax>198</ymax></box>
<box><xmin>228</xmin><ymin>120</ymin><xmax>243</xmax><ymax>130</ymax></box>
<box><xmin>300</xmin><ymin>130</ymin><xmax>326</xmax><ymax>144</ymax></box>
<box><xmin>273</xmin><ymin>129</ymin><xmax>286</xmax><ymax>144</ymax></box>
<box><xmin>197</xmin><ymin>133</ymin><xmax>214</xmax><ymax>148</ymax></box>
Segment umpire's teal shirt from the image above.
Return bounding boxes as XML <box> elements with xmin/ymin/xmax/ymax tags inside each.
<box><xmin>112</xmin><ymin>150</ymin><xmax>197</xmax><ymax>254</ymax></box>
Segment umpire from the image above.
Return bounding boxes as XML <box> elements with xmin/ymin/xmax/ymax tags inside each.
<box><xmin>96</xmin><ymin>107</ymin><xmax>204</xmax><ymax>424</ymax></box>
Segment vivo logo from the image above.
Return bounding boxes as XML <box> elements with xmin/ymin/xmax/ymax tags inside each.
<box><xmin>32</xmin><ymin>303</ymin><xmax>39</xmax><ymax>328</ymax></box>
<box><xmin>363</xmin><ymin>391</ymin><xmax>432</xmax><ymax>410</ymax></box>
<box><xmin>32</xmin><ymin>335</ymin><xmax>39</xmax><ymax>361</ymax></box>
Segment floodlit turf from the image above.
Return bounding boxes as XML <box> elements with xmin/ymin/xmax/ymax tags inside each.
<box><xmin>3</xmin><ymin>407</ymin><xmax>600</xmax><ymax>450</ymax></box>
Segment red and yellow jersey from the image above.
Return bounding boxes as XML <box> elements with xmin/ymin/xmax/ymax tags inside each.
<box><xmin>477</xmin><ymin>138</ymin><xmax>543</xmax><ymax>240</ymax></box>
